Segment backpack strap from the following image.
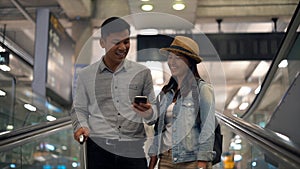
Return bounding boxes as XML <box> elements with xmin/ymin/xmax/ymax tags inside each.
<box><xmin>192</xmin><ymin>78</ymin><xmax>203</xmax><ymax>126</ymax></box>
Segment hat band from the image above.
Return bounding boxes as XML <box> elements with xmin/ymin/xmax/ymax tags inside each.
<box><xmin>169</xmin><ymin>45</ymin><xmax>196</xmax><ymax>55</ymax></box>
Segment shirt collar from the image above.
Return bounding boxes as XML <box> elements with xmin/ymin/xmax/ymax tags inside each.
<box><xmin>98</xmin><ymin>57</ymin><xmax>129</xmax><ymax>73</ymax></box>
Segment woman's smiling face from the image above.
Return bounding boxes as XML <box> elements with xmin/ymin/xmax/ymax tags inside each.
<box><xmin>167</xmin><ymin>52</ymin><xmax>190</xmax><ymax>78</ymax></box>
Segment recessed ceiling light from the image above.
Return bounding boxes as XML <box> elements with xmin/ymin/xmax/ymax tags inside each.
<box><xmin>139</xmin><ymin>28</ymin><xmax>158</xmax><ymax>35</ymax></box>
<box><xmin>173</xmin><ymin>3</ymin><xmax>185</xmax><ymax>11</ymax></box>
<box><xmin>278</xmin><ymin>59</ymin><xmax>288</xmax><ymax>68</ymax></box>
<box><xmin>0</xmin><ymin>65</ymin><xmax>11</xmax><ymax>71</ymax></box>
<box><xmin>141</xmin><ymin>4</ymin><xmax>153</xmax><ymax>11</ymax></box>
<box><xmin>254</xmin><ymin>85</ymin><xmax>261</xmax><ymax>94</ymax></box>
<box><xmin>227</xmin><ymin>99</ymin><xmax>239</xmax><ymax>110</ymax></box>
<box><xmin>239</xmin><ymin>102</ymin><xmax>249</xmax><ymax>110</ymax></box>
<box><xmin>24</xmin><ymin>103</ymin><xmax>37</xmax><ymax>112</ymax></box>
<box><xmin>0</xmin><ymin>89</ymin><xmax>6</xmax><ymax>96</ymax></box>
<box><xmin>46</xmin><ymin>115</ymin><xmax>57</xmax><ymax>121</ymax></box>
<box><xmin>140</xmin><ymin>0</ymin><xmax>150</xmax><ymax>1</ymax></box>
<box><xmin>237</xmin><ymin>86</ymin><xmax>251</xmax><ymax>96</ymax></box>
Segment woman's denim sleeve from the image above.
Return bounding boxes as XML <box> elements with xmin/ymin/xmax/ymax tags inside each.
<box><xmin>197</xmin><ymin>82</ymin><xmax>216</xmax><ymax>161</ymax></box>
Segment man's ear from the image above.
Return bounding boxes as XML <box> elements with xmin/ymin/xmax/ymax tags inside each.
<box><xmin>100</xmin><ymin>38</ymin><xmax>105</xmax><ymax>48</ymax></box>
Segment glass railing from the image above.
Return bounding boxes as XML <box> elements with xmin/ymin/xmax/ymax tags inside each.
<box><xmin>0</xmin><ymin>125</ymin><xmax>81</xmax><ymax>169</ymax></box>
<box><xmin>0</xmin><ymin>70</ymin><xmax>16</xmax><ymax>133</ymax></box>
<box><xmin>0</xmin><ymin>69</ymin><xmax>70</xmax><ymax>134</ymax></box>
<box><xmin>215</xmin><ymin>114</ymin><xmax>300</xmax><ymax>169</ymax></box>
<box><xmin>245</xmin><ymin>33</ymin><xmax>300</xmax><ymax>128</ymax></box>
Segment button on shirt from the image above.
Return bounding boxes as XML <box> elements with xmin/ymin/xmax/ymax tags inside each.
<box><xmin>71</xmin><ymin>58</ymin><xmax>157</xmax><ymax>141</ymax></box>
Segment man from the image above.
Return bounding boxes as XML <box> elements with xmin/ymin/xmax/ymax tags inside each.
<box><xmin>71</xmin><ymin>17</ymin><xmax>157</xmax><ymax>169</ymax></box>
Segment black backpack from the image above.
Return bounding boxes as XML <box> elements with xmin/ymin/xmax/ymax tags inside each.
<box><xmin>192</xmin><ymin>79</ymin><xmax>223</xmax><ymax>165</ymax></box>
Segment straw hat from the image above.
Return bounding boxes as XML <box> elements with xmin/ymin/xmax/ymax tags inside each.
<box><xmin>160</xmin><ymin>36</ymin><xmax>203</xmax><ymax>63</ymax></box>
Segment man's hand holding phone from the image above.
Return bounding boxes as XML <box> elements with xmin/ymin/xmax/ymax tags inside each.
<box><xmin>132</xmin><ymin>96</ymin><xmax>153</xmax><ymax>119</ymax></box>
<box><xmin>134</xmin><ymin>96</ymin><xmax>148</xmax><ymax>104</ymax></box>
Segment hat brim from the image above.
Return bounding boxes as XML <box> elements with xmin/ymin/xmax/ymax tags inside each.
<box><xmin>159</xmin><ymin>48</ymin><xmax>203</xmax><ymax>64</ymax></box>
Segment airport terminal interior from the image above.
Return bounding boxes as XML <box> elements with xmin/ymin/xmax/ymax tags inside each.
<box><xmin>0</xmin><ymin>0</ymin><xmax>300</xmax><ymax>168</ymax></box>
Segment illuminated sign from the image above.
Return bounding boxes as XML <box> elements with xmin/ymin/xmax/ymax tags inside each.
<box><xmin>46</xmin><ymin>13</ymin><xmax>74</xmax><ymax>103</ymax></box>
<box><xmin>0</xmin><ymin>52</ymin><xmax>9</xmax><ymax>65</ymax></box>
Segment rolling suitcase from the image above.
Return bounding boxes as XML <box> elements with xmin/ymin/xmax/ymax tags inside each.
<box><xmin>79</xmin><ymin>135</ymin><xmax>87</xmax><ymax>169</ymax></box>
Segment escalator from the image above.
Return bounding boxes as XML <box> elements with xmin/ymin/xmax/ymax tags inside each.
<box><xmin>0</xmin><ymin>117</ymin><xmax>81</xmax><ymax>169</ymax></box>
<box><xmin>215</xmin><ymin>3</ymin><xmax>300</xmax><ymax>169</ymax></box>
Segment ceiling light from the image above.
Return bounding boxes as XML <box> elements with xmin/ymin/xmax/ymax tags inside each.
<box><xmin>278</xmin><ymin>59</ymin><xmax>288</xmax><ymax>68</ymax></box>
<box><xmin>9</xmin><ymin>164</ymin><xmax>16</xmax><ymax>168</ymax></box>
<box><xmin>24</xmin><ymin>103</ymin><xmax>37</xmax><ymax>112</ymax></box>
<box><xmin>46</xmin><ymin>115</ymin><xmax>57</xmax><ymax>121</ymax></box>
<box><xmin>140</xmin><ymin>0</ymin><xmax>150</xmax><ymax>1</ymax></box>
<box><xmin>234</xmin><ymin>154</ymin><xmax>243</xmax><ymax>161</ymax></box>
<box><xmin>139</xmin><ymin>29</ymin><xmax>159</xmax><ymax>35</ymax></box>
<box><xmin>227</xmin><ymin>99</ymin><xmax>239</xmax><ymax>110</ymax></box>
<box><xmin>61</xmin><ymin>145</ymin><xmax>67</xmax><ymax>150</ymax></box>
<box><xmin>0</xmin><ymin>89</ymin><xmax>6</xmax><ymax>96</ymax></box>
<box><xmin>0</xmin><ymin>65</ymin><xmax>11</xmax><ymax>71</ymax></box>
<box><xmin>254</xmin><ymin>85</ymin><xmax>261</xmax><ymax>94</ymax></box>
<box><xmin>237</xmin><ymin>86</ymin><xmax>251</xmax><ymax>96</ymax></box>
<box><xmin>173</xmin><ymin>3</ymin><xmax>185</xmax><ymax>11</ymax></box>
<box><xmin>45</xmin><ymin>143</ymin><xmax>55</xmax><ymax>151</ymax></box>
<box><xmin>251</xmin><ymin>61</ymin><xmax>270</xmax><ymax>78</ymax></box>
<box><xmin>6</xmin><ymin>124</ymin><xmax>13</xmax><ymax>130</ymax></box>
<box><xmin>141</xmin><ymin>4</ymin><xmax>153</xmax><ymax>11</ymax></box>
<box><xmin>239</xmin><ymin>102</ymin><xmax>249</xmax><ymax>110</ymax></box>
<box><xmin>230</xmin><ymin>142</ymin><xmax>242</xmax><ymax>150</ymax></box>
<box><xmin>0</xmin><ymin>46</ymin><xmax>5</xmax><ymax>52</ymax></box>
<box><xmin>34</xmin><ymin>156</ymin><xmax>46</xmax><ymax>162</ymax></box>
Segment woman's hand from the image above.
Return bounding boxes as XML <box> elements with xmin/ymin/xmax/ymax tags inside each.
<box><xmin>148</xmin><ymin>156</ymin><xmax>158</xmax><ymax>169</ymax></box>
<box><xmin>197</xmin><ymin>161</ymin><xmax>208</xmax><ymax>169</ymax></box>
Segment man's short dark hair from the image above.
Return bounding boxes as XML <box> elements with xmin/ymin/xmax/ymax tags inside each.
<box><xmin>100</xmin><ymin>17</ymin><xmax>130</xmax><ymax>39</ymax></box>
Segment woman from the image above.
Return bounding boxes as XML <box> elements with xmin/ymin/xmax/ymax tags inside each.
<box><xmin>148</xmin><ymin>36</ymin><xmax>216</xmax><ymax>169</ymax></box>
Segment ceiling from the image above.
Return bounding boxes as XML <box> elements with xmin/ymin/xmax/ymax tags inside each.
<box><xmin>0</xmin><ymin>0</ymin><xmax>299</xmax><ymax>114</ymax></box>
<box><xmin>0</xmin><ymin>0</ymin><xmax>298</xmax><ymax>53</ymax></box>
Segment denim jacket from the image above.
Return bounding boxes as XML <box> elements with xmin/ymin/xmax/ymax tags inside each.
<box><xmin>148</xmin><ymin>80</ymin><xmax>216</xmax><ymax>163</ymax></box>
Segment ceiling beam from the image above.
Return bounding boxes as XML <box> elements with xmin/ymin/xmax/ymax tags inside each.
<box><xmin>10</xmin><ymin>0</ymin><xmax>35</xmax><ymax>25</ymax></box>
<box><xmin>57</xmin><ymin>0</ymin><xmax>92</xmax><ymax>19</ymax></box>
<box><xmin>196</xmin><ymin>0</ymin><xmax>298</xmax><ymax>18</ymax></box>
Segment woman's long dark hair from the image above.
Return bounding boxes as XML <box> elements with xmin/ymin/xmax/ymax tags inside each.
<box><xmin>162</xmin><ymin>54</ymin><xmax>202</xmax><ymax>99</ymax></box>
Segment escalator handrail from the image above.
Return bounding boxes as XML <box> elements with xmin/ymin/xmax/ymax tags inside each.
<box><xmin>216</xmin><ymin>112</ymin><xmax>300</xmax><ymax>166</ymax></box>
<box><xmin>0</xmin><ymin>116</ymin><xmax>72</xmax><ymax>152</ymax></box>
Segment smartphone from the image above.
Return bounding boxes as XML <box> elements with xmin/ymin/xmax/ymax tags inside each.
<box><xmin>134</xmin><ymin>96</ymin><xmax>148</xmax><ymax>104</ymax></box>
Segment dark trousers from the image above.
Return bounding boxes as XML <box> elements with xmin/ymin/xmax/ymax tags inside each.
<box><xmin>86</xmin><ymin>138</ymin><xmax>148</xmax><ymax>169</ymax></box>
